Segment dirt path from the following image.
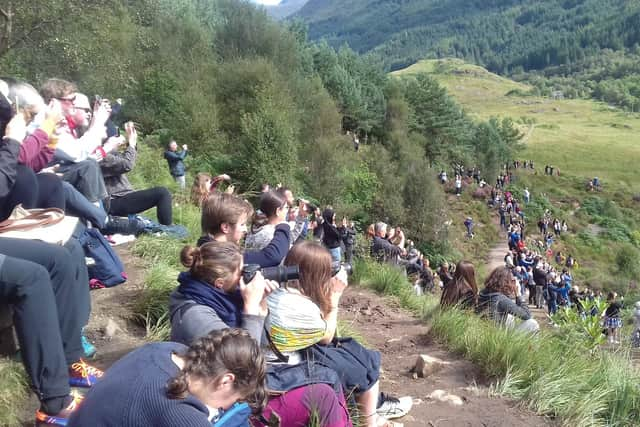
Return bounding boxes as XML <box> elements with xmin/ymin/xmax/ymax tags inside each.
<box><xmin>340</xmin><ymin>287</ymin><xmax>551</xmax><ymax>426</ymax></box>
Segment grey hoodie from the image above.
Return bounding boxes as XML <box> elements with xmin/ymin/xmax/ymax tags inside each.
<box><xmin>168</xmin><ymin>289</ymin><xmax>264</xmax><ymax>345</ymax></box>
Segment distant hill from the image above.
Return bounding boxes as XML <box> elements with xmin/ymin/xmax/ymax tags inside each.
<box><xmin>295</xmin><ymin>0</ymin><xmax>640</xmax><ymax>73</ymax></box>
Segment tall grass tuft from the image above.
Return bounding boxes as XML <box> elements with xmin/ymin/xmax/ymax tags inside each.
<box><xmin>133</xmin><ymin>263</ymin><xmax>180</xmax><ymax>336</ymax></box>
<box><xmin>0</xmin><ymin>359</ymin><xmax>27</xmax><ymax>427</ymax></box>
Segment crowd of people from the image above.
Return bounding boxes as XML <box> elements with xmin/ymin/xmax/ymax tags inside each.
<box><xmin>1</xmin><ymin>73</ymin><xmax>638</xmax><ymax>427</ymax></box>
<box><xmin>0</xmin><ymin>75</ymin><xmax>415</xmax><ymax>427</ymax></box>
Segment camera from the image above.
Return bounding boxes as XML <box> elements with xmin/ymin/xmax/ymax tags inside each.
<box><xmin>331</xmin><ymin>262</ymin><xmax>353</xmax><ymax>277</ymax></box>
<box><xmin>242</xmin><ymin>264</ymin><xmax>300</xmax><ymax>284</ymax></box>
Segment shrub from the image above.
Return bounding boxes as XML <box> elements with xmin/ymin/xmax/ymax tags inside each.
<box><xmin>615</xmin><ymin>244</ymin><xmax>640</xmax><ymax>279</ymax></box>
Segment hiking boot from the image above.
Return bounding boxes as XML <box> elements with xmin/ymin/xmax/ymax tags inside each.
<box><xmin>35</xmin><ymin>391</ymin><xmax>83</xmax><ymax>427</ymax></box>
<box><xmin>81</xmin><ymin>333</ymin><xmax>96</xmax><ymax>359</ymax></box>
<box><xmin>376</xmin><ymin>393</ymin><xmax>413</xmax><ymax>420</ymax></box>
<box><xmin>68</xmin><ymin>358</ymin><xmax>104</xmax><ymax>388</ymax></box>
<box><xmin>101</xmin><ymin>215</ymin><xmax>143</xmax><ymax>236</ymax></box>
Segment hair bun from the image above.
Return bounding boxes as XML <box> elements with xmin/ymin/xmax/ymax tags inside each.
<box><xmin>180</xmin><ymin>245</ymin><xmax>200</xmax><ymax>268</ymax></box>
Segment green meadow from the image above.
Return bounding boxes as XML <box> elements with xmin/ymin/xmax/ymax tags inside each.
<box><xmin>394</xmin><ymin>59</ymin><xmax>640</xmax><ymax>192</ymax></box>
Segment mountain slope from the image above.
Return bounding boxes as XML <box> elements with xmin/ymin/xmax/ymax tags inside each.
<box><xmin>262</xmin><ymin>0</ymin><xmax>309</xmax><ymax>19</ymax></box>
<box><xmin>296</xmin><ymin>0</ymin><xmax>640</xmax><ymax>73</ymax></box>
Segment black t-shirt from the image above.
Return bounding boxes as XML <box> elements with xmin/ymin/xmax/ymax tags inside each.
<box><xmin>605</xmin><ymin>301</ymin><xmax>622</xmax><ymax>318</ymax></box>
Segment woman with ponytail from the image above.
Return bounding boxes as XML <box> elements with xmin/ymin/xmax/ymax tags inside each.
<box><xmin>68</xmin><ymin>328</ymin><xmax>267</xmax><ymax>426</ymax></box>
<box><xmin>170</xmin><ymin>241</ymin><xmax>353</xmax><ymax>427</ymax></box>
<box><xmin>244</xmin><ymin>191</ymin><xmax>288</xmax><ymax>251</ymax></box>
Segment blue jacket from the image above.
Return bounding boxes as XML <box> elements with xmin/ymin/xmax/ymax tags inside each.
<box><xmin>197</xmin><ymin>223</ymin><xmax>291</xmax><ymax>268</ymax></box>
<box><xmin>68</xmin><ymin>342</ymin><xmax>251</xmax><ymax>427</ymax></box>
<box><xmin>164</xmin><ymin>149</ymin><xmax>187</xmax><ymax>177</ymax></box>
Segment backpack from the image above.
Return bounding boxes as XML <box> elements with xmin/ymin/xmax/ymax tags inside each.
<box><xmin>79</xmin><ymin>228</ymin><xmax>127</xmax><ymax>289</ymax></box>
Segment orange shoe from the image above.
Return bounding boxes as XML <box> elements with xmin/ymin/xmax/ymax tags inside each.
<box><xmin>69</xmin><ymin>358</ymin><xmax>104</xmax><ymax>388</ymax></box>
<box><xmin>35</xmin><ymin>390</ymin><xmax>83</xmax><ymax>426</ymax></box>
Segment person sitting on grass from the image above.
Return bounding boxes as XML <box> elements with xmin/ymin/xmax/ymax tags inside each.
<box><xmin>278</xmin><ymin>241</ymin><xmax>413</xmax><ymax>426</ymax></box>
<box><xmin>440</xmin><ymin>260</ymin><xmax>478</xmax><ymax>309</ymax></box>
<box><xmin>197</xmin><ymin>192</ymin><xmax>290</xmax><ymax>268</ymax></box>
<box><xmin>169</xmin><ymin>241</ymin><xmax>352</xmax><ymax>427</ymax></box>
<box><xmin>0</xmin><ymin>239</ymin><xmax>104</xmax><ymax>427</ymax></box>
<box><xmin>68</xmin><ymin>329</ymin><xmax>267</xmax><ymax>427</ymax></box>
<box><xmin>476</xmin><ymin>266</ymin><xmax>540</xmax><ymax>334</ymax></box>
<box><xmin>100</xmin><ymin>122</ymin><xmax>174</xmax><ymax>226</ymax></box>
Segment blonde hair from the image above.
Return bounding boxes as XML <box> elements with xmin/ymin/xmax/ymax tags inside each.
<box><xmin>191</xmin><ymin>173</ymin><xmax>212</xmax><ymax>207</ymax></box>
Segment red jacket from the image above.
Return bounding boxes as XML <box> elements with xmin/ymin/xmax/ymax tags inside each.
<box><xmin>18</xmin><ymin>128</ymin><xmax>54</xmax><ymax>172</ymax></box>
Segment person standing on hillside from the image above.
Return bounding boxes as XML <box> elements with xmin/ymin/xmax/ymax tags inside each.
<box><xmin>164</xmin><ymin>140</ymin><xmax>188</xmax><ymax>190</ymax></box>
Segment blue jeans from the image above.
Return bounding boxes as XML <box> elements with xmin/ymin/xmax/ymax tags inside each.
<box><xmin>63</xmin><ymin>181</ymin><xmax>108</xmax><ymax>228</ymax></box>
<box><xmin>328</xmin><ymin>247</ymin><xmax>341</xmax><ymax>263</ymax></box>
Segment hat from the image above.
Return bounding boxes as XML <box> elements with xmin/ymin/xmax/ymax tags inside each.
<box><xmin>74</xmin><ymin>93</ymin><xmax>91</xmax><ymax>110</ymax></box>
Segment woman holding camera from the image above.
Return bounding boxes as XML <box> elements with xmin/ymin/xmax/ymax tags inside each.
<box><xmin>197</xmin><ymin>192</ymin><xmax>291</xmax><ymax>268</ymax></box>
<box><xmin>274</xmin><ymin>241</ymin><xmax>413</xmax><ymax>427</ymax></box>
<box><xmin>244</xmin><ymin>191</ymin><xmax>288</xmax><ymax>251</ymax></box>
<box><xmin>169</xmin><ymin>241</ymin><xmax>352</xmax><ymax>427</ymax></box>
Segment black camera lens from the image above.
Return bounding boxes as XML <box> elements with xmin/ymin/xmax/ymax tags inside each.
<box><xmin>262</xmin><ymin>265</ymin><xmax>300</xmax><ymax>283</ymax></box>
<box><xmin>242</xmin><ymin>264</ymin><xmax>300</xmax><ymax>284</ymax></box>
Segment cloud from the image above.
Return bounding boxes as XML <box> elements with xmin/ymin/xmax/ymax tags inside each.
<box><xmin>253</xmin><ymin>0</ymin><xmax>282</xmax><ymax>5</ymax></box>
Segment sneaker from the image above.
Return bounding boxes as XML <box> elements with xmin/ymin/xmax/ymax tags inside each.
<box><xmin>69</xmin><ymin>359</ymin><xmax>104</xmax><ymax>388</ymax></box>
<box><xmin>81</xmin><ymin>333</ymin><xmax>96</xmax><ymax>359</ymax></box>
<box><xmin>35</xmin><ymin>391</ymin><xmax>83</xmax><ymax>426</ymax></box>
<box><xmin>376</xmin><ymin>393</ymin><xmax>413</xmax><ymax>420</ymax></box>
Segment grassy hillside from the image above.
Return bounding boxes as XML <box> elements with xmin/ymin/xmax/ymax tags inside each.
<box><xmin>296</xmin><ymin>0</ymin><xmax>640</xmax><ymax>73</ymax></box>
<box><xmin>394</xmin><ymin>59</ymin><xmax>640</xmax><ymax>191</ymax></box>
<box><xmin>393</xmin><ymin>58</ymin><xmax>640</xmax><ymax>293</ymax></box>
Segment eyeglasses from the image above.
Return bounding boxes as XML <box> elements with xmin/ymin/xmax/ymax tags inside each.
<box><xmin>56</xmin><ymin>96</ymin><xmax>76</xmax><ymax>104</ymax></box>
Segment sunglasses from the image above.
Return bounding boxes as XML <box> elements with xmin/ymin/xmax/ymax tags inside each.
<box><xmin>56</xmin><ymin>96</ymin><xmax>76</xmax><ymax>103</ymax></box>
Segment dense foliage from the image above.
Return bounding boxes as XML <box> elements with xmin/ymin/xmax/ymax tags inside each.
<box><xmin>295</xmin><ymin>0</ymin><xmax>640</xmax><ymax>110</ymax></box>
<box><xmin>0</xmin><ymin>0</ymin><xmax>520</xmax><ymax>250</ymax></box>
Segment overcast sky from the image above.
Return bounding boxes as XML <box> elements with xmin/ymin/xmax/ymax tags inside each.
<box><xmin>253</xmin><ymin>0</ymin><xmax>281</xmax><ymax>5</ymax></box>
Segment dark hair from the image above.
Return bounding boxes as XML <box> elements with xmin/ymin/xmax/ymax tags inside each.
<box><xmin>440</xmin><ymin>260</ymin><xmax>478</xmax><ymax>307</ymax></box>
<box><xmin>252</xmin><ymin>191</ymin><xmax>286</xmax><ymax>229</ymax></box>
<box><xmin>484</xmin><ymin>266</ymin><xmax>516</xmax><ymax>297</ymax></box>
<box><xmin>283</xmin><ymin>241</ymin><xmax>333</xmax><ymax>313</ymax></box>
<box><xmin>201</xmin><ymin>192</ymin><xmax>253</xmax><ymax>236</ymax></box>
<box><xmin>181</xmin><ymin>241</ymin><xmax>242</xmax><ymax>285</ymax></box>
<box><xmin>166</xmin><ymin>328</ymin><xmax>267</xmax><ymax>413</ymax></box>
